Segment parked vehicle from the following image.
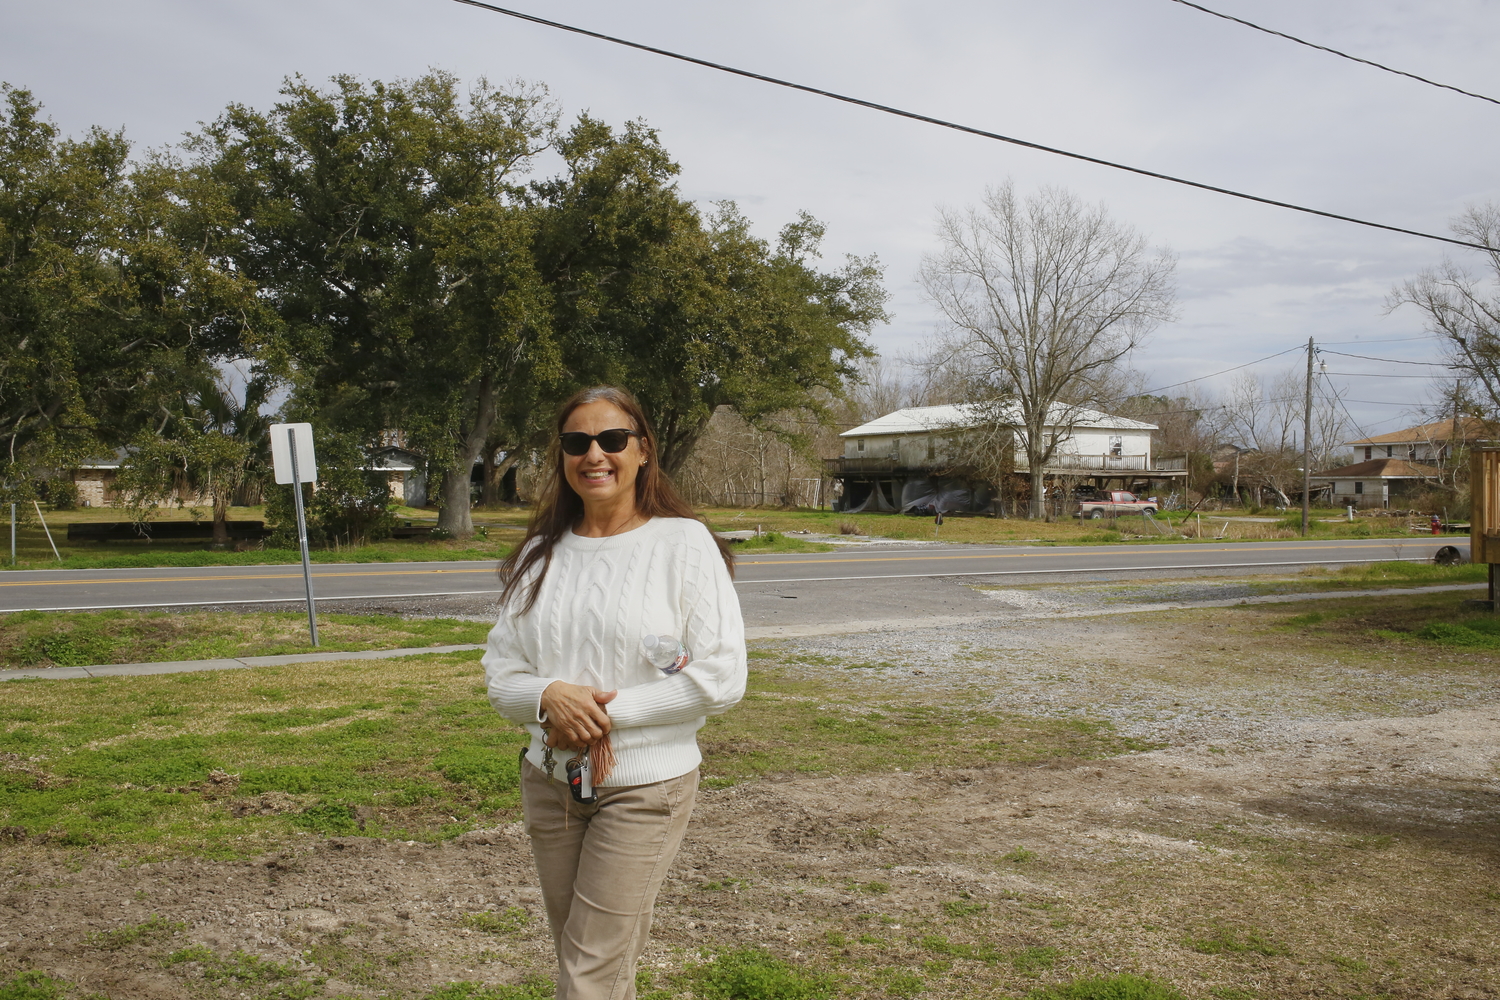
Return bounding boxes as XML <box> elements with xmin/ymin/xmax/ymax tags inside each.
<box><xmin>1076</xmin><ymin>490</ymin><xmax>1158</xmax><ymax>519</ymax></box>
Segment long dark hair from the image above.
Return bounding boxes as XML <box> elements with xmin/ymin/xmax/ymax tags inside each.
<box><xmin>498</xmin><ymin>386</ymin><xmax>734</xmax><ymax>614</ymax></box>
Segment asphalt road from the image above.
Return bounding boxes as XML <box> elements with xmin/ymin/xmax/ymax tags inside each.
<box><xmin>0</xmin><ymin>537</ymin><xmax>1457</xmax><ymax>612</ymax></box>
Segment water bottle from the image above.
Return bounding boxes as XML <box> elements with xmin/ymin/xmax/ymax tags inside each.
<box><xmin>642</xmin><ymin>634</ymin><xmax>690</xmax><ymax>675</ymax></box>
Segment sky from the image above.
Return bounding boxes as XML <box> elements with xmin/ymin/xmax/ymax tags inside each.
<box><xmin>5</xmin><ymin>0</ymin><xmax>1499</xmax><ymax>440</ymax></box>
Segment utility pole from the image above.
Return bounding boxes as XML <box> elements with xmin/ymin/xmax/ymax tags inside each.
<box><xmin>1301</xmin><ymin>337</ymin><xmax>1314</xmax><ymax>536</ymax></box>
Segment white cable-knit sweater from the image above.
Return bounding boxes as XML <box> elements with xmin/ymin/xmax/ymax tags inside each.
<box><xmin>483</xmin><ymin>517</ymin><xmax>747</xmax><ymax>786</ymax></box>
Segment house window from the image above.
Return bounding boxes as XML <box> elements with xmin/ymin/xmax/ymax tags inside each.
<box><xmin>1407</xmin><ymin>445</ymin><xmax>1415</xmax><ymax>460</ymax></box>
<box><xmin>1354</xmin><ymin>482</ymin><xmax>1363</xmax><ymax>494</ymax></box>
<box><xmin>1364</xmin><ymin>447</ymin><xmax>1372</xmax><ymax>460</ymax></box>
<box><xmin>927</xmin><ymin>436</ymin><xmax>935</xmax><ymax>461</ymax></box>
<box><xmin>1386</xmin><ymin>446</ymin><xmax>1393</xmax><ymax>458</ymax></box>
<box><xmin>1108</xmin><ymin>435</ymin><xmax>1123</xmax><ymax>457</ymax></box>
<box><xmin>857</xmin><ymin>438</ymin><xmax>865</xmax><ymax>453</ymax></box>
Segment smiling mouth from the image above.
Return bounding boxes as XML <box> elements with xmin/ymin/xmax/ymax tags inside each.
<box><xmin>581</xmin><ymin>469</ymin><xmax>614</xmax><ymax>481</ymax></box>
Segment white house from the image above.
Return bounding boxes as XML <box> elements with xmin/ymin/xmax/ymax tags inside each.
<box><xmin>826</xmin><ymin>403</ymin><xmax>1179</xmax><ymax>513</ymax></box>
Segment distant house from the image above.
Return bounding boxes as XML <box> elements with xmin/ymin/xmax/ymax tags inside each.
<box><xmin>1346</xmin><ymin>417</ymin><xmax>1494</xmax><ymax>464</ymax></box>
<box><xmin>1314</xmin><ymin>457</ymin><xmax>1440</xmax><ymax>509</ymax></box>
<box><xmin>825</xmin><ymin>403</ymin><xmax>1183</xmax><ymax>513</ymax></box>
<box><xmin>1316</xmin><ymin>417</ymin><xmax>1494</xmax><ymax>509</ymax></box>
<box><xmin>66</xmin><ymin>444</ymin><xmax>428</xmax><ymax>509</ymax></box>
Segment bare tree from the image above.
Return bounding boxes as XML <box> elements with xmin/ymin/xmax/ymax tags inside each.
<box><xmin>919</xmin><ymin>183</ymin><xmax>1176</xmax><ymax>517</ymax></box>
<box><xmin>1388</xmin><ymin>204</ymin><xmax>1500</xmax><ymax>424</ymax></box>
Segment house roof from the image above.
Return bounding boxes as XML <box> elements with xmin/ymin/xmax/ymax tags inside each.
<box><xmin>1314</xmin><ymin>457</ymin><xmax>1441</xmax><ymax>479</ymax></box>
<box><xmin>1346</xmin><ymin>416</ymin><xmax>1494</xmax><ymax>447</ymax></box>
<box><xmin>840</xmin><ymin>403</ymin><xmax>1157</xmax><ymax>438</ymax></box>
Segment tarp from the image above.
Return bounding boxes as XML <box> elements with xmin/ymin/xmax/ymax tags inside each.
<box><xmin>847</xmin><ymin>482</ymin><xmax>898</xmax><ymax>513</ymax></box>
<box><xmin>901</xmin><ymin>477</ymin><xmax>976</xmax><ymax>513</ymax></box>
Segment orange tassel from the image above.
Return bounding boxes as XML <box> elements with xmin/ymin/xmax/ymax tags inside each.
<box><xmin>589</xmin><ymin>733</ymin><xmax>616</xmax><ymax>784</ymax></box>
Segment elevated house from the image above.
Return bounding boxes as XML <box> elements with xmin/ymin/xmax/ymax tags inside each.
<box><xmin>826</xmin><ymin>403</ymin><xmax>1184</xmax><ymax>513</ymax></box>
<box><xmin>1316</xmin><ymin>417</ymin><xmax>1494</xmax><ymax>509</ymax></box>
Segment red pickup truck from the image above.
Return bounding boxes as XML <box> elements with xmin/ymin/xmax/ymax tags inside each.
<box><xmin>1076</xmin><ymin>491</ymin><xmax>1158</xmax><ymax>518</ymax></box>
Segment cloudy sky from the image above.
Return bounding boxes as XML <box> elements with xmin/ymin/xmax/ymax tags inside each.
<box><xmin>6</xmin><ymin>0</ymin><xmax>1499</xmax><ymax>437</ymax></box>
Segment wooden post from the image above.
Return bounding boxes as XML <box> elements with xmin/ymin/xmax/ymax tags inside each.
<box><xmin>1472</xmin><ymin>447</ymin><xmax>1500</xmax><ymax>612</ymax></box>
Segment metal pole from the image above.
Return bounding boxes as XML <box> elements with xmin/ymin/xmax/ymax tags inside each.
<box><xmin>288</xmin><ymin>428</ymin><xmax>319</xmax><ymax>647</ymax></box>
<box><xmin>9</xmin><ymin>503</ymin><xmax>14</xmax><ymax>565</ymax></box>
<box><xmin>1301</xmin><ymin>336</ymin><xmax>1314</xmax><ymax>536</ymax></box>
<box><xmin>33</xmin><ymin>500</ymin><xmax>61</xmax><ymax>561</ymax></box>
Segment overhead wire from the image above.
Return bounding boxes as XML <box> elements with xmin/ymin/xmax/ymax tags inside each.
<box><xmin>1164</xmin><ymin>0</ymin><xmax>1500</xmax><ymax>108</ymax></box>
<box><xmin>1140</xmin><ymin>345</ymin><xmax>1302</xmax><ymax>394</ymax></box>
<box><xmin>447</xmin><ymin>0</ymin><xmax>1499</xmax><ymax>254</ymax></box>
<box><xmin>1318</xmin><ymin>349</ymin><xmax>1455</xmax><ymax>366</ymax></box>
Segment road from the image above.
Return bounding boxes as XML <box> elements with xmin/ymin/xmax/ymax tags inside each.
<box><xmin>0</xmin><ymin>537</ymin><xmax>1456</xmax><ymax>612</ymax></box>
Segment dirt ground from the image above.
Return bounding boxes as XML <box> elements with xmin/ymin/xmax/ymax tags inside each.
<box><xmin>3</xmin><ymin>580</ymin><xmax>1498</xmax><ymax>999</ymax></box>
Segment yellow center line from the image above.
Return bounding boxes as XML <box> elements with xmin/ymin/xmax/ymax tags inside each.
<box><xmin>738</xmin><ymin>541</ymin><xmax>1442</xmax><ymax>567</ymax></box>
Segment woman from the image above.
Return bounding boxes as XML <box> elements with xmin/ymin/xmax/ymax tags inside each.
<box><xmin>483</xmin><ymin>386</ymin><xmax>746</xmax><ymax>1000</ymax></box>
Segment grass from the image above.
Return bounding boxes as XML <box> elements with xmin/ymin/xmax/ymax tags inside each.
<box><xmin>695</xmin><ymin>659</ymin><xmax>1159</xmax><ymax>788</ymax></box>
<box><xmin>0</xmin><ymin>609</ymin><xmax>490</xmax><ymax>669</ymax></box>
<box><xmin>0</xmin><ymin>642</ymin><xmax>1152</xmax><ymax>853</ymax></box>
<box><xmin>0</xmin><ymin>650</ymin><xmax>525</xmax><ymax>851</ymax></box>
<box><xmin>725</xmin><ymin>530</ymin><xmax>836</xmax><ymax>554</ymax></box>
<box><xmin>1250</xmin><ymin>559</ymin><xmax>1488</xmax><ymax>593</ymax></box>
<box><xmin>683</xmin><ymin>947</ymin><xmax>836</xmax><ymax>1000</ymax></box>
<box><xmin>1027</xmin><ymin>974</ymin><xmax>1186</xmax><ymax>1000</ymax></box>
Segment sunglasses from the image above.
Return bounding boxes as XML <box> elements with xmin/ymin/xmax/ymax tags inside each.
<box><xmin>559</xmin><ymin>428</ymin><xmax>642</xmax><ymax>456</ymax></box>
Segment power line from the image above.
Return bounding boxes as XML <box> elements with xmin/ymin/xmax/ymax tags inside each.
<box><xmin>1320</xmin><ymin>335</ymin><xmax>1431</xmax><ymax>346</ymax></box>
<box><xmin>448</xmin><ymin>0</ymin><xmax>1499</xmax><ymax>254</ymax></box>
<box><xmin>1323</xmin><ymin>370</ymin><xmax>1464</xmax><ymax>379</ymax></box>
<box><xmin>1165</xmin><ymin>0</ymin><xmax>1500</xmax><ymax>108</ymax></box>
<box><xmin>1141</xmin><ymin>346</ymin><xmax>1303</xmax><ymax>393</ymax></box>
<box><xmin>1319</xmin><ymin>349</ymin><xmax>1455</xmax><ymax>366</ymax></box>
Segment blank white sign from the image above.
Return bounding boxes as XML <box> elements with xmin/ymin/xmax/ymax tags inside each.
<box><xmin>269</xmin><ymin>423</ymin><xmax>317</xmax><ymax>484</ymax></box>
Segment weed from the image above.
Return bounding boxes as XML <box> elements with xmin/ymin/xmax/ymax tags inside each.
<box><xmin>1028</xmin><ymin>975</ymin><xmax>1187</xmax><ymax>999</ymax></box>
<box><xmin>941</xmin><ymin>899</ymin><xmax>989</xmax><ymax>918</ymax></box>
<box><xmin>1415</xmin><ymin>622</ymin><xmax>1500</xmax><ymax>648</ymax></box>
<box><xmin>684</xmin><ymin>947</ymin><xmax>836</xmax><ymax>1000</ymax></box>
<box><xmin>0</xmin><ymin>972</ymin><xmax>66</xmax><ymax>1000</ymax></box>
<box><xmin>1002</xmin><ymin>847</ymin><xmax>1036</xmax><ymax>864</ymax></box>
<box><xmin>1012</xmin><ymin>946</ymin><xmax>1060</xmax><ymax>974</ymax></box>
<box><xmin>1186</xmin><ymin>925</ymin><xmax>1289</xmax><ymax>957</ymax></box>
<box><xmin>86</xmin><ymin>913</ymin><xmax>184</xmax><ymax>949</ymax></box>
<box><xmin>877</xmin><ymin>967</ymin><xmax>925</xmax><ymax>997</ymax></box>
<box><xmin>1328</xmin><ymin>955</ymin><xmax>1370</xmax><ymax>972</ymax></box>
<box><xmin>919</xmin><ymin>935</ymin><xmax>1004</xmax><ymax>963</ymax></box>
<box><xmin>460</xmin><ymin>907</ymin><xmax>530</xmax><ymax>935</ymax></box>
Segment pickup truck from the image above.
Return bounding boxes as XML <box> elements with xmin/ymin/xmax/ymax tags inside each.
<box><xmin>1076</xmin><ymin>491</ymin><xmax>1158</xmax><ymax>518</ymax></box>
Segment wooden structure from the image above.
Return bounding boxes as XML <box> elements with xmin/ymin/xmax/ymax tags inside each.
<box><xmin>1473</xmin><ymin>447</ymin><xmax>1500</xmax><ymax>608</ymax></box>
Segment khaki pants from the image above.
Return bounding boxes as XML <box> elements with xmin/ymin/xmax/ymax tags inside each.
<box><xmin>521</xmin><ymin>760</ymin><xmax>699</xmax><ymax>1000</ymax></box>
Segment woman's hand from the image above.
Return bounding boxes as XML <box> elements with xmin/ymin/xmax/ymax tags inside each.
<box><xmin>540</xmin><ymin>681</ymin><xmax>617</xmax><ymax>750</ymax></box>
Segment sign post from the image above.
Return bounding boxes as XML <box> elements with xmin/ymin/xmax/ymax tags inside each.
<box><xmin>271</xmin><ymin>423</ymin><xmax>320</xmax><ymax>646</ymax></box>
<box><xmin>1472</xmin><ymin>447</ymin><xmax>1500</xmax><ymax>612</ymax></box>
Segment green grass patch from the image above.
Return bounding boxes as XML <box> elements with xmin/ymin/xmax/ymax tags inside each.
<box><xmin>0</xmin><ymin>972</ymin><xmax>67</xmax><ymax>1000</ymax></box>
<box><xmin>459</xmin><ymin>907</ymin><xmax>530</xmax><ymax>935</ymax></box>
<box><xmin>0</xmin><ymin>609</ymin><xmax>490</xmax><ymax>669</ymax></box>
<box><xmin>421</xmin><ymin>982</ymin><xmax>554</xmax><ymax>1000</ymax></box>
<box><xmin>86</xmin><ymin>914</ymin><xmax>184</xmax><ymax>950</ymax></box>
<box><xmin>1414</xmin><ymin>620</ymin><xmax>1500</xmax><ymax>648</ymax></box>
<box><xmin>1028</xmin><ymin>973</ymin><xmax>1187</xmax><ymax>999</ymax></box>
<box><xmin>0</xmin><ymin>651</ymin><xmax>527</xmax><ymax>852</ymax></box>
<box><xmin>1185</xmin><ymin>924</ymin><xmax>1290</xmax><ymax>957</ymax></box>
<box><xmin>697</xmin><ymin>662</ymin><xmax>1159</xmax><ymax>786</ymax></box>
<box><xmin>164</xmin><ymin>944</ymin><xmax>320</xmax><ymax>997</ymax></box>
<box><xmin>1258</xmin><ymin>560</ymin><xmax>1487</xmax><ymax>594</ymax></box>
<box><xmin>683</xmin><ymin>947</ymin><xmax>836</xmax><ymax>1000</ymax></box>
<box><xmin>728</xmin><ymin>531</ymin><xmax>836</xmax><ymax>554</ymax></box>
